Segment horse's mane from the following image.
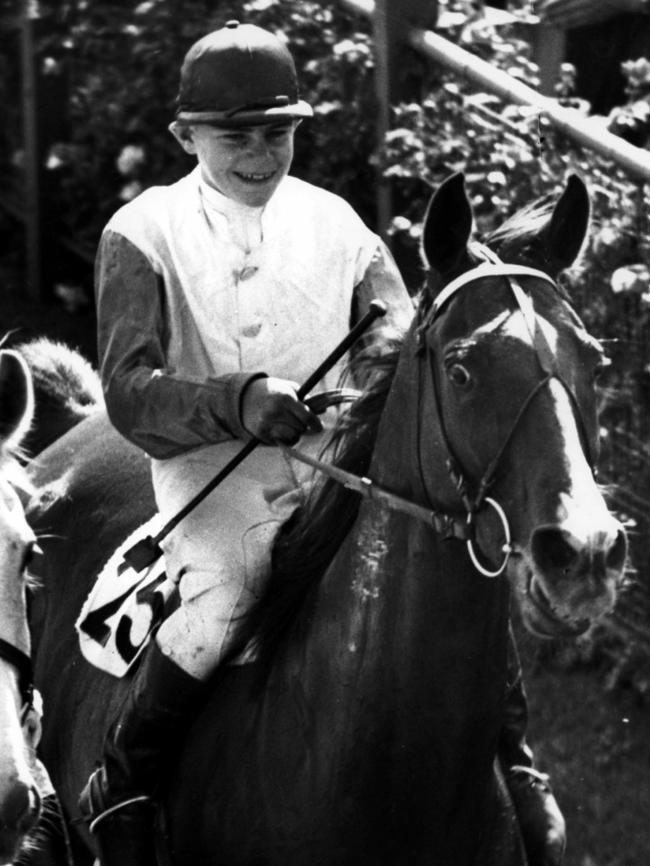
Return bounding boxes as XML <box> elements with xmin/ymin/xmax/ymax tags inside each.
<box><xmin>485</xmin><ymin>195</ymin><xmax>556</xmax><ymax>256</ymax></box>
<box><xmin>15</xmin><ymin>339</ymin><xmax>103</xmax><ymax>414</ymax></box>
<box><xmin>238</xmin><ymin>193</ymin><xmax>571</xmax><ymax>673</ymax></box>
<box><xmin>484</xmin><ymin>192</ymin><xmax>579</xmax><ymax>298</ymax></box>
<box><xmin>14</xmin><ymin>339</ymin><xmax>103</xmax><ymax>455</ymax></box>
<box><xmin>233</xmin><ymin>342</ymin><xmax>403</xmax><ymax>672</ymax></box>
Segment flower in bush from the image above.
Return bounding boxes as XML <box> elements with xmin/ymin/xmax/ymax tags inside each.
<box><xmin>119</xmin><ymin>180</ymin><xmax>144</xmax><ymax>202</ymax></box>
<box><xmin>610</xmin><ymin>263</ymin><xmax>650</xmax><ymax>295</ymax></box>
<box><xmin>116</xmin><ymin>145</ymin><xmax>147</xmax><ymax>178</ymax></box>
<box><xmin>45</xmin><ymin>142</ymin><xmax>84</xmax><ymax>172</ymax></box>
<box><xmin>622</xmin><ymin>57</ymin><xmax>650</xmax><ymax>101</ymax></box>
<box><xmin>388</xmin><ymin>215</ymin><xmax>412</xmax><ymax>235</ymax></box>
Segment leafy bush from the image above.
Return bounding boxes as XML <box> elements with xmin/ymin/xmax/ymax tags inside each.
<box><xmin>377</xmin><ymin>8</ymin><xmax>650</xmax><ymax>694</ymax></box>
<box><xmin>5</xmin><ymin>0</ymin><xmax>650</xmax><ymax>690</ymax></box>
<box><xmin>17</xmin><ymin>0</ymin><xmax>378</xmax><ymax>248</ymax></box>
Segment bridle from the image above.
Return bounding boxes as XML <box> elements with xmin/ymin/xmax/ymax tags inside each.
<box><xmin>417</xmin><ymin>245</ymin><xmax>596</xmax><ymax>576</ymax></box>
<box><xmin>287</xmin><ymin>248</ymin><xmax>597</xmax><ymax>580</ymax></box>
<box><xmin>0</xmin><ymin>636</ymin><xmax>33</xmax><ymax>722</ymax></box>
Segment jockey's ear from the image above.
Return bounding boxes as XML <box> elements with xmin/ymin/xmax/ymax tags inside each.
<box><xmin>168</xmin><ymin>121</ymin><xmax>197</xmax><ymax>155</ymax></box>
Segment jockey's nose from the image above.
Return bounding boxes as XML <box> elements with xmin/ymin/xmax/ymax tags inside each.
<box><xmin>244</xmin><ymin>129</ymin><xmax>272</xmax><ymax>158</ymax></box>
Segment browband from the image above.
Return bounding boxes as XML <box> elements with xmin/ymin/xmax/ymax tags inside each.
<box><xmin>432</xmin><ymin>263</ymin><xmax>557</xmax><ymax>318</ymax></box>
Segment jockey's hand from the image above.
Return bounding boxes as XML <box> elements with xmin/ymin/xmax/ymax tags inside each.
<box><xmin>534</xmin><ymin>0</ymin><xmax>640</xmax><ymax>29</ymax></box>
<box><xmin>508</xmin><ymin>768</ymin><xmax>566</xmax><ymax>866</ymax></box>
<box><xmin>241</xmin><ymin>377</ymin><xmax>323</xmax><ymax>445</ymax></box>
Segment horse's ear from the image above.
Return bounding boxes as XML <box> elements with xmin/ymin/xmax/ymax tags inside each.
<box><xmin>540</xmin><ymin>174</ymin><xmax>590</xmax><ymax>274</ymax></box>
<box><xmin>421</xmin><ymin>172</ymin><xmax>473</xmax><ymax>276</ymax></box>
<box><xmin>0</xmin><ymin>350</ymin><xmax>34</xmax><ymax>449</ymax></box>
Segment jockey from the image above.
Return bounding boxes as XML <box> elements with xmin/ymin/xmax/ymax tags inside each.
<box><xmin>77</xmin><ymin>20</ymin><xmax>565</xmax><ymax>866</ymax></box>
<box><xmin>78</xmin><ymin>19</ymin><xmax>413</xmax><ymax>866</ymax></box>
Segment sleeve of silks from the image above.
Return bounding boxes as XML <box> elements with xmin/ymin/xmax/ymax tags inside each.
<box><xmin>348</xmin><ymin>240</ymin><xmax>415</xmax><ymax>388</ymax></box>
<box><xmin>499</xmin><ymin>625</ymin><xmax>567</xmax><ymax>866</ymax></box>
<box><xmin>95</xmin><ymin>230</ymin><xmax>266</xmax><ymax>459</ymax></box>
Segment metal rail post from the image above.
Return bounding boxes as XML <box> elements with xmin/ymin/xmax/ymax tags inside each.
<box><xmin>371</xmin><ymin>0</ymin><xmax>438</xmax><ymax>239</ymax></box>
<box><xmin>20</xmin><ymin>0</ymin><xmax>41</xmax><ymax>300</ymax></box>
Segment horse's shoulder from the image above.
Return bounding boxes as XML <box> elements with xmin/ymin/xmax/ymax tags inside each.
<box><xmin>28</xmin><ymin>412</ymin><xmax>152</xmax><ymax>524</ymax></box>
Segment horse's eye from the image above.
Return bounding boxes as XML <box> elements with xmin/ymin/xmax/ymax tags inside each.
<box><xmin>21</xmin><ymin>541</ymin><xmax>41</xmax><ymax>573</ymax></box>
<box><xmin>447</xmin><ymin>363</ymin><xmax>472</xmax><ymax>388</ymax></box>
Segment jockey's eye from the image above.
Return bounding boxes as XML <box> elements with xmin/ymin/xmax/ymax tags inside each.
<box><xmin>447</xmin><ymin>363</ymin><xmax>472</xmax><ymax>389</ymax></box>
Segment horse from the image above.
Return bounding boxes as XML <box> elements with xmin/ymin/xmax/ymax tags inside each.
<box><xmin>0</xmin><ymin>348</ymin><xmax>44</xmax><ymax>864</ymax></box>
<box><xmin>23</xmin><ymin>172</ymin><xmax>627</xmax><ymax>866</ymax></box>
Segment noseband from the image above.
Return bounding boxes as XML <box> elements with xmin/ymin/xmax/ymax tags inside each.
<box><xmin>419</xmin><ymin>246</ymin><xmax>596</xmax><ymax>576</ymax></box>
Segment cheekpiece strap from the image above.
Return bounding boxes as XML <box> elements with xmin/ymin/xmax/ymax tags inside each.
<box><xmin>0</xmin><ymin>637</ymin><xmax>33</xmax><ymax>712</ymax></box>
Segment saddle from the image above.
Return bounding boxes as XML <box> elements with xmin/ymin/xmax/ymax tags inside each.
<box><xmin>76</xmin><ymin>388</ymin><xmax>361</xmax><ymax>678</ymax></box>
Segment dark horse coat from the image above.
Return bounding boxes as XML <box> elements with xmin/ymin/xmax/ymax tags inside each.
<box><xmin>23</xmin><ymin>174</ymin><xmax>625</xmax><ymax>865</ymax></box>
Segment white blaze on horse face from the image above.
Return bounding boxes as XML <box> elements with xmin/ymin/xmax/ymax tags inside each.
<box><xmin>513</xmin><ymin>378</ymin><xmax>625</xmax><ymax>634</ymax></box>
<box><xmin>477</xmin><ymin>304</ymin><xmax>625</xmax><ymax>633</ymax></box>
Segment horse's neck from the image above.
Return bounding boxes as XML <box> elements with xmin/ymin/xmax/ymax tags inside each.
<box><xmin>300</xmin><ymin>345</ymin><xmax>460</xmax><ymax>695</ymax></box>
<box><xmin>299</xmin><ymin>339</ymin><xmax>511</xmax><ymax>723</ymax></box>
<box><xmin>368</xmin><ymin>332</ymin><xmax>455</xmax><ymax>508</ymax></box>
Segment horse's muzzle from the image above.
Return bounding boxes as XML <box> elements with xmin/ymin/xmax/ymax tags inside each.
<box><xmin>0</xmin><ymin>781</ymin><xmax>41</xmax><ymax>864</ymax></box>
<box><xmin>529</xmin><ymin>520</ymin><xmax>628</xmax><ymax>625</ymax></box>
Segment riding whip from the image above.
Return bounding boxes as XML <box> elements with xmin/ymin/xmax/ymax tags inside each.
<box><xmin>121</xmin><ymin>299</ymin><xmax>387</xmax><ymax>573</ymax></box>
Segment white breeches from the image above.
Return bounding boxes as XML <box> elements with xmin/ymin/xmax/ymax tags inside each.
<box><xmin>152</xmin><ymin>437</ymin><xmax>324</xmax><ymax>679</ymax></box>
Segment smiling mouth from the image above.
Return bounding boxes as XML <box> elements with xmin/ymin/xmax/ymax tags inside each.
<box><xmin>234</xmin><ymin>171</ymin><xmax>275</xmax><ymax>183</ymax></box>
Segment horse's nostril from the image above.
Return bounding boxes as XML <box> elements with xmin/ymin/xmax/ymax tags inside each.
<box><xmin>0</xmin><ymin>781</ymin><xmax>38</xmax><ymax>832</ymax></box>
<box><xmin>531</xmin><ymin>526</ymin><xmax>578</xmax><ymax>575</ymax></box>
<box><xmin>19</xmin><ymin>785</ymin><xmax>41</xmax><ymax>835</ymax></box>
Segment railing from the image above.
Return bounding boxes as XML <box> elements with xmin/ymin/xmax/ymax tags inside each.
<box><xmin>341</xmin><ymin>0</ymin><xmax>650</xmax><ymax>184</ymax></box>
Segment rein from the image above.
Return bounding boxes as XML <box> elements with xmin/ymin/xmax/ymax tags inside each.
<box><xmin>283</xmin><ymin>445</ymin><xmax>470</xmax><ymax>541</ymax></box>
<box><xmin>289</xmin><ymin>250</ymin><xmax>595</xmax><ymax>580</ymax></box>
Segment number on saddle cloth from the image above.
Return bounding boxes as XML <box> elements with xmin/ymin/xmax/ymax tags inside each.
<box><xmin>76</xmin><ymin>517</ymin><xmax>177</xmax><ymax>678</ymax></box>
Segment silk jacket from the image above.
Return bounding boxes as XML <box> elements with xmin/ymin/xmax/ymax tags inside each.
<box><xmin>96</xmin><ymin>168</ymin><xmax>413</xmax><ymax>459</ymax></box>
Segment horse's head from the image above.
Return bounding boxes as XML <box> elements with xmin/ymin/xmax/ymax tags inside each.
<box><xmin>416</xmin><ymin>172</ymin><xmax>627</xmax><ymax>637</ymax></box>
<box><xmin>0</xmin><ymin>350</ymin><xmax>41</xmax><ymax>861</ymax></box>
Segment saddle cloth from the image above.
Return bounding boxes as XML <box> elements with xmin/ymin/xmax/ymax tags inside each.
<box><xmin>76</xmin><ymin>516</ymin><xmax>257</xmax><ymax>677</ymax></box>
<box><xmin>76</xmin><ymin>516</ymin><xmax>176</xmax><ymax>678</ymax></box>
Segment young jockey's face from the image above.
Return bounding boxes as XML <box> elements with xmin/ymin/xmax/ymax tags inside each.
<box><xmin>171</xmin><ymin>120</ymin><xmax>296</xmax><ymax>207</ymax></box>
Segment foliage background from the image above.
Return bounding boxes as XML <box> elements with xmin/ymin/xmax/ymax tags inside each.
<box><xmin>1</xmin><ymin>1</ymin><xmax>650</xmax><ymax>863</ymax></box>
